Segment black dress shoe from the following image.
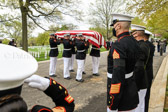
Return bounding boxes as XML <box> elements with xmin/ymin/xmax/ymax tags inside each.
<box><xmin>69</xmin><ymin>70</ymin><xmax>75</xmax><ymax>72</ymax></box>
<box><xmin>50</xmin><ymin>74</ymin><xmax>57</xmax><ymax>77</ymax></box>
<box><xmin>76</xmin><ymin>79</ymin><xmax>84</xmax><ymax>82</ymax></box>
<box><xmin>93</xmin><ymin>73</ymin><xmax>100</xmax><ymax>76</ymax></box>
<box><xmin>64</xmin><ymin>77</ymin><xmax>71</xmax><ymax>80</ymax></box>
<box><xmin>82</xmin><ymin>72</ymin><xmax>86</xmax><ymax>74</ymax></box>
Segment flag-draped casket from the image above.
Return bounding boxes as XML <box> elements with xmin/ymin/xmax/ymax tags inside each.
<box><xmin>55</xmin><ymin>30</ymin><xmax>107</xmax><ymax>48</ymax></box>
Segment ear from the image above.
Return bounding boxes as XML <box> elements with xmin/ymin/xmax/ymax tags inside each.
<box><xmin>115</xmin><ymin>23</ymin><xmax>121</xmax><ymax>31</ymax></box>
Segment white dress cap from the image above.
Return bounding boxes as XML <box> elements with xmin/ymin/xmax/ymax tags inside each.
<box><xmin>0</xmin><ymin>44</ymin><xmax>38</xmax><ymax>90</ymax></box>
<box><xmin>111</xmin><ymin>13</ymin><xmax>134</xmax><ymax>26</ymax></box>
<box><xmin>145</xmin><ymin>30</ymin><xmax>153</xmax><ymax>35</ymax></box>
<box><xmin>131</xmin><ymin>24</ymin><xmax>146</xmax><ymax>31</ymax></box>
<box><xmin>112</xmin><ymin>13</ymin><xmax>134</xmax><ymax>21</ymax></box>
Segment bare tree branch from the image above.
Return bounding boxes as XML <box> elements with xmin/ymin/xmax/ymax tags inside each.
<box><xmin>0</xmin><ymin>17</ymin><xmax>20</xmax><ymax>23</ymax></box>
<box><xmin>27</xmin><ymin>13</ymin><xmax>47</xmax><ymax>30</ymax></box>
<box><xmin>27</xmin><ymin>13</ymin><xmax>54</xmax><ymax>31</ymax></box>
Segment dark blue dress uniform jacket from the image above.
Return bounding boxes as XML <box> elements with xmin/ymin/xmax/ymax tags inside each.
<box><xmin>75</xmin><ymin>39</ymin><xmax>87</xmax><ymax>60</ymax></box>
<box><xmin>107</xmin><ymin>32</ymin><xmax>139</xmax><ymax>111</ymax></box>
<box><xmin>49</xmin><ymin>38</ymin><xmax>60</xmax><ymax>57</ymax></box>
<box><xmin>62</xmin><ymin>39</ymin><xmax>72</xmax><ymax>58</ymax></box>
<box><xmin>31</xmin><ymin>78</ymin><xmax>75</xmax><ymax>112</ymax></box>
<box><xmin>133</xmin><ymin>40</ymin><xmax>150</xmax><ymax>91</ymax></box>
<box><xmin>71</xmin><ymin>40</ymin><xmax>76</xmax><ymax>54</ymax></box>
<box><xmin>145</xmin><ymin>40</ymin><xmax>155</xmax><ymax>85</ymax></box>
<box><xmin>90</xmin><ymin>45</ymin><xmax>100</xmax><ymax>57</ymax></box>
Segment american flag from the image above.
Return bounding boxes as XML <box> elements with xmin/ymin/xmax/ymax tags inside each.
<box><xmin>55</xmin><ymin>30</ymin><xmax>107</xmax><ymax>48</ymax></box>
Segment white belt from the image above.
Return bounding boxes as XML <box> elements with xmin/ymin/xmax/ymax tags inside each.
<box><xmin>125</xmin><ymin>72</ymin><xmax>133</xmax><ymax>79</ymax></box>
<box><xmin>92</xmin><ymin>47</ymin><xmax>100</xmax><ymax>50</ymax></box>
<box><xmin>51</xmin><ymin>47</ymin><xmax>58</xmax><ymax>49</ymax></box>
<box><xmin>107</xmin><ymin>72</ymin><xmax>133</xmax><ymax>79</ymax></box>
<box><xmin>77</xmin><ymin>49</ymin><xmax>85</xmax><ymax>52</ymax></box>
<box><xmin>107</xmin><ymin>72</ymin><xmax>112</xmax><ymax>78</ymax></box>
<box><xmin>64</xmin><ymin>48</ymin><xmax>71</xmax><ymax>51</ymax></box>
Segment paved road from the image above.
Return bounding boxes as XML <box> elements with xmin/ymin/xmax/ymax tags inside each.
<box><xmin>21</xmin><ymin>50</ymin><xmax>168</xmax><ymax>112</ymax></box>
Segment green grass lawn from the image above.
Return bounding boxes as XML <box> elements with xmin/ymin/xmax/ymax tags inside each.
<box><xmin>28</xmin><ymin>46</ymin><xmax>108</xmax><ymax>62</ymax></box>
<box><xmin>100</xmin><ymin>47</ymin><xmax>107</xmax><ymax>52</ymax></box>
<box><xmin>35</xmin><ymin>52</ymin><xmax>63</xmax><ymax>61</ymax></box>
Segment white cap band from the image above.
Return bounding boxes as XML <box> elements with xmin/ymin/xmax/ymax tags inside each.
<box><xmin>131</xmin><ymin>24</ymin><xmax>146</xmax><ymax>31</ymax></box>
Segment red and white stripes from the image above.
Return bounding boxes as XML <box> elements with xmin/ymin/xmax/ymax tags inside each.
<box><xmin>55</xmin><ymin>30</ymin><xmax>107</xmax><ymax>48</ymax></box>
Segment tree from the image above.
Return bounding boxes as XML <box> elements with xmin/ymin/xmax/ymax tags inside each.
<box><xmin>0</xmin><ymin>20</ymin><xmax>35</xmax><ymax>47</ymax></box>
<box><xmin>128</xmin><ymin>0</ymin><xmax>168</xmax><ymax>18</ymax></box>
<box><xmin>146</xmin><ymin>8</ymin><xmax>168</xmax><ymax>32</ymax></box>
<box><xmin>131</xmin><ymin>17</ymin><xmax>146</xmax><ymax>26</ymax></box>
<box><xmin>88</xmin><ymin>0</ymin><xmax>125</xmax><ymax>40</ymax></box>
<box><xmin>34</xmin><ymin>24</ymin><xmax>77</xmax><ymax>46</ymax></box>
<box><xmin>36</xmin><ymin>32</ymin><xmax>49</xmax><ymax>46</ymax></box>
<box><xmin>28</xmin><ymin>37</ymin><xmax>37</xmax><ymax>46</ymax></box>
<box><xmin>2</xmin><ymin>39</ymin><xmax>10</xmax><ymax>45</ymax></box>
<box><xmin>89</xmin><ymin>27</ymin><xmax>112</xmax><ymax>40</ymax></box>
<box><xmin>128</xmin><ymin>0</ymin><xmax>168</xmax><ymax>38</ymax></box>
<box><xmin>48</xmin><ymin>24</ymin><xmax>78</xmax><ymax>33</ymax></box>
<box><xmin>0</xmin><ymin>0</ymin><xmax>82</xmax><ymax>51</ymax></box>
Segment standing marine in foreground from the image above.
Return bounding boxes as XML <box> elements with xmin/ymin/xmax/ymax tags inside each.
<box><xmin>107</xmin><ymin>13</ymin><xmax>139</xmax><ymax>112</ymax></box>
<box><xmin>131</xmin><ymin>24</ymin><xmax>150</xmax><ymax>112</ymax></box>
<box><xmin>144</xmin><ymin>30</ymin><xmax>155</xmax><ymax>112</ymax></box>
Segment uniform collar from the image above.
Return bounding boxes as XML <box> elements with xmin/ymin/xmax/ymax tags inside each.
<box><xmin>139</xmin><ymin>40</ymin><xmax>144</xmax><ymax>42</ymax></box>
<box><xmin>0</xmin><ymin>85</ymin><xmax>22</xmax><ymax>98</ymax></box>
<box><xmin>117</xmin><ymin>31</ymin><xmax>130</xmax><ymax>38</ymax></box>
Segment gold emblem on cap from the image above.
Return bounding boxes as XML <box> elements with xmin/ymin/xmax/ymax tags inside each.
<box><xmin>59</xmin><ymin>86</ymin><xmax>62</xmax><ymax>90</ymax></box>
<box><xmin>53</xmin><ymin>81</ymin><xmax>56</xmax><ymax>85</ymax></box>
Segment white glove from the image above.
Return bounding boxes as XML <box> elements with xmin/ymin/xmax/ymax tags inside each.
<box><xmin>24</xmin><ymin>75</ymin><xmax>50</xmax><ymax>91</ymax></box>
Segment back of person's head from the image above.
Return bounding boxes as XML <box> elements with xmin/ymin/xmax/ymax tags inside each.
<box><xmin>137</xmin><ymin>31</ymin><xmax>145</xmax><ymax>37</ymax></box>
<box><xmin>120</xmin><ymin>22</ymin><xmax>131</xmax><ymax>30</ymax></box>
<box><xmin>0</xmin><ymin>94</ymin><xmax>27</xmax><ymax>112</ymax></box>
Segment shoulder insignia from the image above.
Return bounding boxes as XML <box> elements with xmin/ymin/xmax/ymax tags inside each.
<box><xmin>112</xmin><ymin>49</ymin><xmax>120</xmax><ymax>59</ymax></box>
<box><xmin>109</xmin><ymin>83</ymin><xmax>121</xmax><ymax>94</ymax></box>
<box><xmin>52</xmin><ymin>106</ymin><xmax>66</xmax><ymax>112</ymax></box>
<box><xmin>65</xmin><ymin>95</ymin><xmax>74</xmax><ymax>104</ymax></box>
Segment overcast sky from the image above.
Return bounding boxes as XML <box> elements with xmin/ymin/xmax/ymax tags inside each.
<box><xmin>33</xmin><ymin>0</ymin><xmax>95</xmax><ymax>36</ymax></box>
